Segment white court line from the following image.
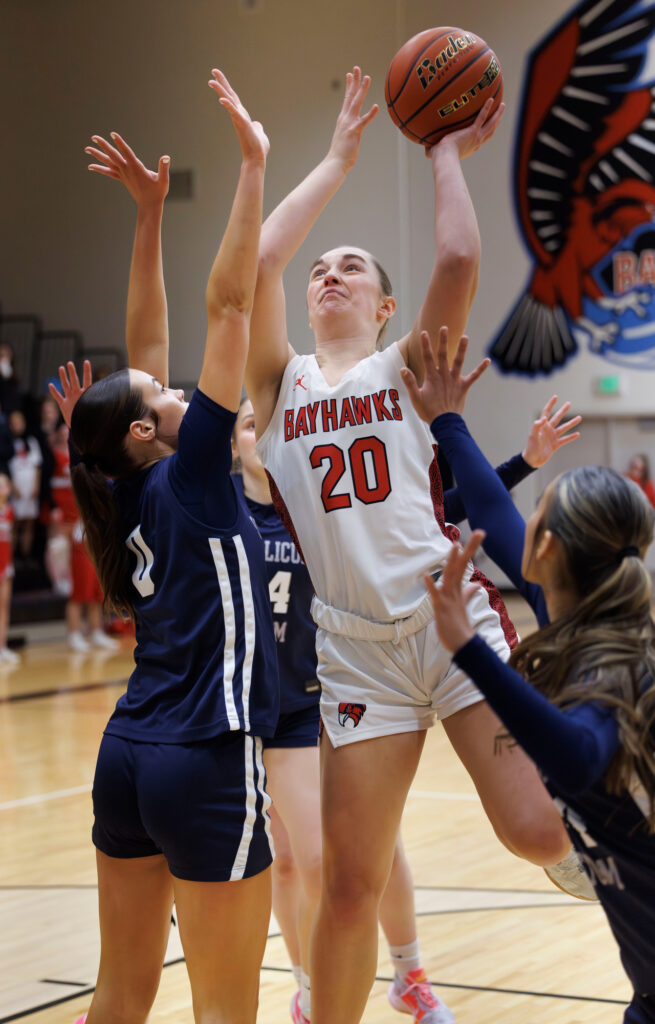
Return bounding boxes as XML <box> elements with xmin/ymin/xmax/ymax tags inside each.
<box><xmin>408</xmin><ymin>789</ymin><xmax>479</xmax><ymax>802</ymax></box>
<box><xmin>0</xmin><ymin>783</ymin><xmax>92</xmax><ymax>811</ymax></box>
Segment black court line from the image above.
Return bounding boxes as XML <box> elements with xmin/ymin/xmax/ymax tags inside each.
<box><xmin>260</xmin><ymin>966</ymin><xmax>627</xmax><ymax>1006</ymax></box>
<box><xmin>415</xmin><ymin>884</ymin><xmax>577</xmax><ymax>894</ymax></box>
<box><xmin>2</xmin><ymin>959</ymin><xmax>627</xmax><ymax>1022</ymax></box>
<box><xmin>0</xmin><ymin>882</ymin><xmax>568</xmax><ymax>893</ymax></box>
<box><xmin>40</xmin><ymin>979</ymin><xmax>88</xmax><ymax>988</ymax></box>
<box><xmin>0</xmin><ymin>678</ymin><xmax>128</xmax><ymax>704</ymax></box>
<box><xmin>414</xmin><ymin>903</ymin><xmax>590</xmax><ymax>916</ymax></box>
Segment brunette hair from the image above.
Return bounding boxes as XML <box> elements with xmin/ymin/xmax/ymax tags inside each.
<box><xmin>70</xmin><ymin>370</ymin><xmax>157</xmax><ymax>618</ymax></box>
<box><xmin>230</xmin><ymin>395</ymin><xmax>251</xmax><ymax>475</ymax></box>
<box><xmin>511</xmin><ymin>466</ymin><xmax>655</xmax><ymax>828</ymax></box>
<box><xmin>372</xmin><ymin>257</ymin><xmax>393</xmax><ymax>347</ymax></box>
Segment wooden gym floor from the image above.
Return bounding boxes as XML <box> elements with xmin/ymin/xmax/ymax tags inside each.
<box><xmin>0</xmin><ymin>596</ymin><xmax>631</xmax><ymax>1024</ymax></box>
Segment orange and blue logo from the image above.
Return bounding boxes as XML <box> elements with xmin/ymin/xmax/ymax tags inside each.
<box><xmin>490</xmin><ymin>0</ymin><xmax>655</xmax><ymax>375</ymax></box>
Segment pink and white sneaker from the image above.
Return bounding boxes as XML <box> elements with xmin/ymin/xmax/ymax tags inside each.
<box><xmin>388</xmin><ymin>968</ymin><xmax>455</xmax><ymax>1024</ymax></box>
<box><xmin>73</xmin><ymin>1016</ymin><xmax>87</xmax><ymax>1024</ymax></box>
<box><xmin>290</xmin><ymin>989</ymin><xmax>310</xmax><ymax>1023</ymax></box>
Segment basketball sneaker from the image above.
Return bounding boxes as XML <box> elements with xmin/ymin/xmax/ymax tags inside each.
<box><xmin>90</xmin><ymin>629</ymin><xmax>119</xmax><ymax>651</ymax></box>
<box><xmin>73</xmin><ymin>1015</ymin><xmax>87</xmax><ymax>1023</ymax></box>
<box><xmin>290</xmin><ymin>989</ymin><xmax>310</xmax><ymax>1024</ymax></box>
<box><xmin>388</xmin><ymin>968</ymin><xmax>455</xmax><ymax>1023</ymax></box>
<box><xmin>544</xmin><ymin>848</ymin><xmax>598</xmax><ymax>901</ymax></box>
<box><xmin>68</xmin><ymin>631</ymin><xmax>91</xmax><ymax>653</ymax></box>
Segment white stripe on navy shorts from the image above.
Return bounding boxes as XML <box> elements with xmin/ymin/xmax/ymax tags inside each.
<box><xmin>92</xmin><ymin>731</ymin><xmax>274</xmax><ymax>882</ymax></box>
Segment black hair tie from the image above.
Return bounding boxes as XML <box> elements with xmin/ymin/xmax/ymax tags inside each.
<box><xmin>81</xmin><ymin>453</ymin><xmax>98</xmax><ymax>472</ymax></box>
<box><xmin>618</xmin><ymin>545</ymin><xmax>639</xmax><ymax>561</ymax></box>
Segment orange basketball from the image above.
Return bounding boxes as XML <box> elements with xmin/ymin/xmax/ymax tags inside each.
<box><xmin>385</xmin><ymin>27</ymin><xmax>503</xmax><ymax>148</ymax></box>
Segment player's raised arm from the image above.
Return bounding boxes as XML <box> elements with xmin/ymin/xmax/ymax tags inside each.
<box><xmin>198</xmin><ymin>71</ymin><xmax>268</xmax><ymax>412</ymax></box>
<box><xmin>399</xmin><ymin>98</ymin><xmax>504</xmax><ymax>379</ymax></box>
<box><xmin>247</xmin><ymin>67</ymin><xmax>378</xmax><ymax>430</ymax></box>
<box><xmin>85</xmin><ymin>132</ymin><xmax>170</xmax><ymax>384</ymax></box>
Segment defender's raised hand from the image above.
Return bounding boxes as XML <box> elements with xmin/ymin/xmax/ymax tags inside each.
<box><xmin>209</xmin><ymin>70</ymin><xmax>269</xmax><ymax>164</ymax></box>
<box><xmin>522</xmin><ymin>396</ymin><xmax>582</xmax><ymax>469</ymax></box>
<box><xmin>425</xmin><ymin>529</ymin><xmax>485</xmax><ymax>654</ymax></box>
<box><xmin>49</xmin><ymin>360</ymin><xmax>92</xmax><ymax>428</ymax></box>
<box><xmin>85</xmin><ymin>133</ymin><xmax>170</xmax><ymax>207</ymax></box>
<box><xmin>400</xmin><ymin>327</ymin><xmax>490</xmax><ymax>423</ymax></box>
<box><xmin>327</xmin><ymin>66</ymin><xmax>379</xmax><ymax>172</ymax></box>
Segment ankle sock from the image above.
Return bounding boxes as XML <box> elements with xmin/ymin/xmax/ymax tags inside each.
<box><xmin>389</xmin><ymin>938</ymin><xmax>422</xmax><ymax>982</ymax></box>
<box><xmin>300</xmin><ymin>968</ymin><xmax>311</xmax><ymax>1018</ymax></box>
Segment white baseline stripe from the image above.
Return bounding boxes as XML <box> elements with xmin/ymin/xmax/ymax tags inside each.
<box><xmin>0</xmin><ymin>783</ymin><xmax>92</xmax><ymax>811</ymax></box>
<box><xmin>408</xmin><ymin>789</ymin><xmax>479</xmax><ymax>802</ymax></box>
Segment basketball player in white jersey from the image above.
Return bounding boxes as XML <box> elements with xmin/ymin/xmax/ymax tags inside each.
<box><xmin>245</xmin><ymin>68</ymin><xmax>582</xmax><ymax>1024</ymax></box>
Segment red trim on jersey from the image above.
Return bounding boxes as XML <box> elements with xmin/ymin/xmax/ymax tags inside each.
<box><xmin>429</xmin><ymin>445</ymin><xmax>517</xmax><ymax>650</ymax></box>
<box><xmin>266</xmin><ymin>471</ymin><xmax>307</xmax><ymax>565</ymax></box>
<box><xmin>429</xmin><ymin>444</ymin><xmax>460</xmax><ymax>544</ymax></box>
<box><xmin>470</xmin><ymin>566</ymin><xmax>519</xmax><ymax>650</ymax></box>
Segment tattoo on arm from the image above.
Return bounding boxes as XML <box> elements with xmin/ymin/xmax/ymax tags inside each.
<box><xmin>494</xmin><ymin>730</ymin><xmax>519</xmax><ymax>756</ymax></box>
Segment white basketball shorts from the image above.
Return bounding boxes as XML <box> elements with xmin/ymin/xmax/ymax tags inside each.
<box><xmin>313</xmin><ymin>572</ymin><xmax>514</xmax><ymax>748</ymax></box>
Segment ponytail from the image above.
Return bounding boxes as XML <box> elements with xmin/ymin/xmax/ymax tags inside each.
<box><xmin>72</xmin><ymin>462</ymin><xmax>136</xmax><ymax>618</ymax></box>
<box><xmin>511</xmin><ymin>466</ymin><xmax>655</xmax><ymax>829</ymax></box>
<box><xmin>70</xmin><ymin>370</ymin><xmax>157</xmax><ymax>618</ymax></box>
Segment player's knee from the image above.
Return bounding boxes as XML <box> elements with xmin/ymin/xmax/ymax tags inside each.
<box><xmin>272</xmin><ymin>847</ymin><xmax>298</xmax><ymax>886</ymax></box>
<box><xmin>322</xmin><ymin>862</ymin><xmax>384</xmax><ymax>926</ymax></box>
<box><xmin>498</xmin><ymin>810</ymin><xmax>570</xmax><ymax>866</ymax></box>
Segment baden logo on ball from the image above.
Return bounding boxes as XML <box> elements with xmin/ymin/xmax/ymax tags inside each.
<box><xmin>385</xmin><ymin>27</ymin><xmax>504</xmax><ymax>148</ymax></box>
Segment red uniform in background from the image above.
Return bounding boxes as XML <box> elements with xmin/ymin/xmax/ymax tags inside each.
<box><xmin>70</xmin><ymin>520</ymin><xmax>103</xmax><ymax>605</ymax></box>
<box><xmin>50</xmin><ymin>445</ymin><xmax>79</xmax><ymax>523</ymax></box>
<box><xmin>0</xmin><ymin>503</ymin><xmax>14</xmax><ymax>580</ymax></box>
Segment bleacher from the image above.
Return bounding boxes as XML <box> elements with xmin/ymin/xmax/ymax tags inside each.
<box><xmin>0</xmin><ymin>305</ymin><xmax>125</xmax><ymax>626</ymax></box>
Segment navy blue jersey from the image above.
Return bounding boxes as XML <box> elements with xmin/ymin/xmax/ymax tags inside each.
<box><xmin>233</xmin><ymin>474</ymin><xmax>318</xmax><ymax>713</ymax></box>
<box><xmin>443</xmin><ymin>450</ymin><xmax>534</xmax><ymax>526</ymax></box>
<box><xmin>430</xmin><ymin>413</ymin><xmax>655</xmax><ymax>998</ymax></box>
<box><xmin>105</xmin><ymin>389</ymin><xmax>279</xmax><ymax>743</ymax></box>
<box><xmin>456</xmin><ymin>637</ymin><xmax>655</xmax><ymax>997</ymax></box>
<box><xmin>432</xmin><ymin>414</ymin><xmax>547</xmax><ymax>625</ymax></box>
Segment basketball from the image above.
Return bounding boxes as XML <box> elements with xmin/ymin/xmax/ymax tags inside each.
<box><xmin>385</xmin><ymin>27</ymin><xmax>503</xmax><ymax>148</ymax></box>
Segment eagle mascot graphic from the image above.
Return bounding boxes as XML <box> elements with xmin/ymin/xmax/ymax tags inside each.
<box><xmin>490</xmin><ymin>0</ymin><xmax>655</xmax><ymax>375</ymax></box>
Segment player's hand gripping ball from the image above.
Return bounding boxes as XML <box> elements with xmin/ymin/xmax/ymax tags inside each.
<box><xmin>385</xmin><ymin>27</ymin><xmax>503</xmax><ymax>147</ymax></box>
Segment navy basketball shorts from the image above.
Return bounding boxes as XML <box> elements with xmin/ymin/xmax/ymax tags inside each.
<box><xmin>263</xmin><ymin>703</ymin><xmax>320</xmax><ymax>749</ymax></box>
<box><xmin>92</xmin><ymin>731</ymin><xmax>273</xmax><ymax>882</ymax></box>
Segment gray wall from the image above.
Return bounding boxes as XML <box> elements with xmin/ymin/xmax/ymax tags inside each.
<box><xmin>2</xmin><ymin>0</ymin><xmax>653</xmax><ymax>519</ymax></box>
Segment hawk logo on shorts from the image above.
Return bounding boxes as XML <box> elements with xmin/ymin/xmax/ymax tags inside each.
<box><xmin>338</xmin><ymin>702</ymin><xmax>367</xmax><ymax>728</ymax></box>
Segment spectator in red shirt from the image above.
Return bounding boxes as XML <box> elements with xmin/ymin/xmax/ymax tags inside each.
<box><xmin>626</xmin><ymin>453</ymin><xmax>655</xmax><ymax>508</ymax></box>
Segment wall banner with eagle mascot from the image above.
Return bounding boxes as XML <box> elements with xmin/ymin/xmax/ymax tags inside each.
<box><xmin>489</xmin><ymin>0</ymin><xmax>655</xmax><ymax>376</ymax></box>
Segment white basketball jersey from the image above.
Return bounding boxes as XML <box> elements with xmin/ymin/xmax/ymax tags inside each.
<box><xmin>256</xmin><ymin>342</ymin><xmax>455</xmax><ymax>621</ymax></box>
